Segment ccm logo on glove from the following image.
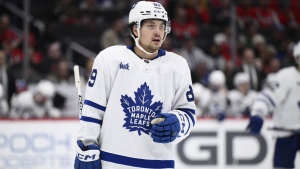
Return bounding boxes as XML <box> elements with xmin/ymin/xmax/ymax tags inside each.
<box><xmin>74</xmin><ymin>140</ymin><xmax>101</xmax><ymax>169</ymax></box>
<box><xmin>77</xmin><ymin>153</ymin><xmax>97</xmax><ymax>161</ymax></box>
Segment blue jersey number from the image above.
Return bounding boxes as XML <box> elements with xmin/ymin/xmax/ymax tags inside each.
<box><xmin>88</xmin><ymin>69</ymin><xmax>97</xmax><ymax>87</ymax></box>
<box><xmin>186</xmin><ymin>85</ymin><xmax>194</xmax><ymax>102</ymax></box>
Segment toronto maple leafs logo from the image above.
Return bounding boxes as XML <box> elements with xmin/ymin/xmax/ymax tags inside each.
<box><xmin>120</xmin><ymin>82</ymin><xmax>163</xmax><ymax>136</ymax></box>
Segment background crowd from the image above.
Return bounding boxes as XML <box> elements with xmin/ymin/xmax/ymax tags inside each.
<box><xmin>0</xmin><ymin>0</ymin><xmax>300</xmax><ymax>119</ymax></box>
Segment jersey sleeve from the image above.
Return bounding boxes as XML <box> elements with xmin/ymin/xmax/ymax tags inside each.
<box><xmin>77</xmin><ymin>52</ymin><xmax>111</xmax><ymax>146</ymax></box>
<box><xmin>251</xmin><ymin>72</ymin><xmax>288</xmax><ymax>118</ymax></box>
<box><xmin>169</xmin><ymin>63</ymin><xmax>196</xmax><ymax>144</ymax></box>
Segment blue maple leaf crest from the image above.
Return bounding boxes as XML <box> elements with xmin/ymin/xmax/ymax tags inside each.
<box><xmin>120</xmin><ymin>82</ymin><xmax>163</xmax><ymax>136</ymax></box>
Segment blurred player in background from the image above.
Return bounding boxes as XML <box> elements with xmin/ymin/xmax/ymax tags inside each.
<box><xmin>227</xmin><ymin>72</ymin><xmax>257</xmax><ymax>117</ymax></box>
<box><xmin>74</xmin><ymin>1</ymin><xmax>196</xmax><ymax>169</ymax></box>
<box><xmin>247</xmin><ymin>41</ymin><xmax>300</xmax><ymax>169</ymax></box>
<box><xmin>202</xmin><ymin>70</ymin><xmax>228</xmax><ymax>121</ymax></box>
<box><xmin>9</xmin><ymin>79</ymin><xmax>60</xmax><ymax>118</ymax></box>
<box><xmin>0</xmin><ymin>83</ymin><xmax>9</xmax><ymax>116</ymax></box>
<box><xmin>192</xmin><ymin>82</ymin><xmax>210</xmax><ymax>117</ymax></box>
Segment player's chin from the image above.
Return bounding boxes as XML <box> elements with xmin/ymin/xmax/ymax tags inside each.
<box><xmin>149</xmin><ymin>43</ymin><xmax>161</xmax><ymax>51</ymax></box>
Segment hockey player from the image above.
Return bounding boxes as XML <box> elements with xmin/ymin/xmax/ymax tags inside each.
<box><xmin>192</xmin><ymin>82</ymin><xmax>211</xmax><ymax>117</ymax></box>
<box><xmin>74</xmin><ymin>1</ymin><xmax>196</xmax><ymax>169</ymax></box>
<box><xmin>227</xmin><ymin>72</ymin><xmax>257</xmax><ymax>117</ymax></box>
<box><xmin>9</xmin><ymin>79</ymin><xmax>60</xmax><ymax>118</ymax></box>
<box><xmin>0</xmin><ymin>84</ymin><xmax>9</xmax><ymax>116</ymax></box>
<box><xmin>247</xmin><ymin>41</ymin><xmax>300</xmax><ymax>169</ymax></box>
<box><xmin>203</xmin><ymin>70</ymin><xmax>228</xmax><ymax>121</ymax></box>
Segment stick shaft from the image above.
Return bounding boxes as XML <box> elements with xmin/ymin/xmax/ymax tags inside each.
<box><xmin>74</xmin><ymin>65</ymin><xmax>83</xmax><ymax>117</ymax></box>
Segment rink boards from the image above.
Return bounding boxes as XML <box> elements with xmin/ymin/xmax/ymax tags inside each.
<box><xmin>0</xmin><ymin>118</ymin><xmax>299</xmax><ymax>169</ymax></box>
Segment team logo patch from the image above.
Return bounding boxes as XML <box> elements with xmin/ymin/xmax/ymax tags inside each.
<box><xmin>121</xmin><ymin>82</ymin><xmax>163</xmax><ymax>136</ymax></box>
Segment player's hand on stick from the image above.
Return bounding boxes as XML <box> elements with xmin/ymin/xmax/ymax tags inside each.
<box><xmin>246</xmin><ymin>116</ymin><xmax>263</xmax><ymax>134</ymax></box>
<box><xmin>150</xmin><ymin>113</ymin><xmax>180</xmax><ymax>143</ymax></box>
<box><xmin>75</xmin><ymin>140</ymin><xmax>101</xmax><ymax>169</ymax></box>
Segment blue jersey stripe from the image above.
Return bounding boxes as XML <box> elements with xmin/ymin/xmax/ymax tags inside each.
<box><xmin>84</xmin><ymin>100</ymin><xmax>106</xmax><ymax>111</ymax></box>
<box><xmin>184</xmin><ymin>114</ymin><xmax>191</xmax><ymax>135</ymax></box>
<box><xmin>100</xmin><ymin>150</ymin><xmax>174</xmax><ymax>168</ymax></box>
<box><xmin>80</xmin><ymin>116</ymin><xmax>102</xmax><ymax>125</ymax></box>
<box><xmin>261</xmin><ymin>92</ymin><xmax>276</xmax><ymax>107</ymax></box>
<box><xmin>177</xmin><ymin>108</ymin><xmax>195</xmax><ymax>126</ymax></box>
<box><xmin>256</xmin><ymin>98</ymin><xmax>271</xmax><ymax>107</ymax></box>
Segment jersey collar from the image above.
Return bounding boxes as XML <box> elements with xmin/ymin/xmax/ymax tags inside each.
<box><xmin>126</xmin><ymin>45</ymin><xmax>166</xmax><ymax>60</ymax></box>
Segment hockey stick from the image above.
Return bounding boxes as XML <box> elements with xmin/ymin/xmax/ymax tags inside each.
<box><xmin>74</xmin><ymin>65</ymin><xmax>83</xmax><ymax>118</ymax></box>
<box><xmin>267</xmin><ymin>127</ymin><xmax>300</xmax><ymax>134</ymax></box>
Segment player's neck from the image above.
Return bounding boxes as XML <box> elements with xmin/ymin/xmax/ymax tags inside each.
<box><xmin>134</xmin><ymin>46</ymin><xmax>158</xmax><ymax>60</ymax></box>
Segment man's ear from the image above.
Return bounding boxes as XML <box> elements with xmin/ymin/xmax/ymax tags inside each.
<box><xmin>132</xmin><ymin>25</ymin><xmax>138</xmax><ymax>37</ymax></box>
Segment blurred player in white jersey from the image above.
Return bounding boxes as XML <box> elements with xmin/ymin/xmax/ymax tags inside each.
<box><xmin>203</xmin><ymin>70</ymin><xmax>228</xmax><ymax>121</ymax></box>
<box><xmin>227</xmin><ymin>72</ymin><xmax>257</xmax><ymax>117</ymax></box>
<box><xmin>10</xmin><ymin>80</ymin><xmax>60</xmax><ymax>118</ymax></box>
<box><xmin>0</xmin><ymin>84</ymin><xmax>9</xmax><ymax>116</ymax></box>
<box><xmin>74</xmin><ymin>1</ymin><xmax>196</xmax><ymax>169</ymax></box>
<box><xmin>192</xmin><ymin>82</ymin><xmax>211</xmax><ymax>117</ymax></box>
<box><xmin>247</xmin><ymin>41</ymin><xmax>300</xmax><ymax>169</ymax></box>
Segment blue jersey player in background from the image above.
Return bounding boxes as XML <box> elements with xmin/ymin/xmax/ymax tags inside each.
<box><xmin>74</xmin><ymin>1</ymin><xmax>196</xmax><ymax>169</ymax></box>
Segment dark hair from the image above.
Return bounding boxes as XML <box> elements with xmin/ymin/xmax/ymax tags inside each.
<box><xmin>126</xmin><ymin>22</ymin><xmax>136</xmax><ymax>46</ymax></box>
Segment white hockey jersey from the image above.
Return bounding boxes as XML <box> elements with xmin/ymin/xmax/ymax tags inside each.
<box><xmin>77</xmin><ymin>45</ymin><xmax>196</xmax><ymax>169</ymax></box>
<box><xmin>251</xmin><ymin>66</ymin><xmax>300</xmax><ymax>136</ymax></box>
<box><xmin>203</xmin><ymin>88</ymin><xmax>228</xmax><ymax>117</ymax></box>
<box><xmin>228</xmin><ymin>89</ymin><xmax>257</xmax><ymax>117</ymax></box>
<box><xmin>10</xmin><ymin>90</ymin><xmax>53</xmax><ymax>118</ymax></box>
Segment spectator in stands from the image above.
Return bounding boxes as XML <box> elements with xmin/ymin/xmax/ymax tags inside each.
<box><xmin>0</xmin><ymin>50</ymin><xmax>16</xmax><ymax>108</ymax></box>
<box><xmin>0</xmin><ymin>14</ymin><xmax>20</xmax><ymax>49</ymax></box>
<box><xmin>171</xmin><ymin>5</ymin><xmax>199</xmax><ymax>41</ymax></box>
<box><xmin>27</xmin><ymin>46</ymin><xmax>45</xmax><ymax>83</ymax></box>
<box><xmin>229</xmin><ymin>48</ymin><xmax>264</xmax><ymax>91</ymax></box>
<box><xmin>263</xmin><ymin>57</ymin><xmax>281</xmax><ymax>88</ymax></box>
<box><xmin>100</xmin><ymin>18</ymin><xmax>126</xmax><ymax>50</ymax></box>
<box><xmin>290</xmin><ymin>0</ymin><xmax>300</xmax><ymax>27</ymax></box>
<box><xmin>258</xmin><ymin>44</ymin><xmax>277</xmax><ymax>75</ymax></box>
<box><xmin>206</xmin><ymin>43</ymin><xmax>226</xmax><ymax>71</ymax></box>
<box><xmin>227</xmin><ymin>72</ymin><xmax>257</xmax><ymax>117</ymax></box>
<box><xmin>194</xmin><ymin>0</ymin><xmax>211</xmax><ymax>25</ymax></box>
<box><xmin>41</xmin><ymin>41</ymin><xmax>66</xmax><ymax>75</ymax></box>
<box><xmin>236</xmin><ymin>0</ymin><xmax>256</xmax><ymax>29</ymax></box>
<box><xmin>47</xmin><ymin>58</ymin><xmax>74</xmax><ymax>85</ymax></box>
<box><xmin>53</xmin><ymin>0</ymin><xmax>79</xmax><ymax>24</ymax></box>
<box><xmin>210</xmin><ymin>0</ymin><xmax>231</xmax><ymax>27</ymax></box>
<box><xmin>274</xmin><ymin>1</ymin><xmax>298</xmax><ymax>30</ymax></box>
<box><xmin>254</xmin><ymin>0</ymin><xmax>279</xmax><ymax>29</ymax></box>
<box><xmin>177</xmin><ymin>36</ymin><xmax>208</xmax><ymax>73</ymax></box>
<box><xmin>191</xmin><ymin>61</ymin><xmax>210</xmax><ymax>86</ymax></box>
<box><xmin>79</xmin><ymin>0</ymin><xmax>99</xmax><ymax>13</ymax></box>
<box><xmin>213</xmin><ymin>25</ymin><xmax>235</xmax><ymax>61</ymax></box>
<box><xmin>10</xmin><ymin>79</ymin><xmax>60</xmax><ymax>118</ymax></box>
<box><xmin>242</xmin><ymin>21</ymin><xmax>261</xmax><ymax>48</ymax></box>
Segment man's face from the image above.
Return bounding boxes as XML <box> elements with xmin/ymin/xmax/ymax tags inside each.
<box><xmin>243</xmin><ymin>49</ymin><xmax>254</xmax><ymax>64</ymax></box>
<box><xmin>135</xmin><ymin>19</ymin><xmax>165</xmax><ymax>53</ymax></box>
<box><xmin>238</xmin><ymin>82</ymin><xmax>249</xmax><ymax>94</ymax></box>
